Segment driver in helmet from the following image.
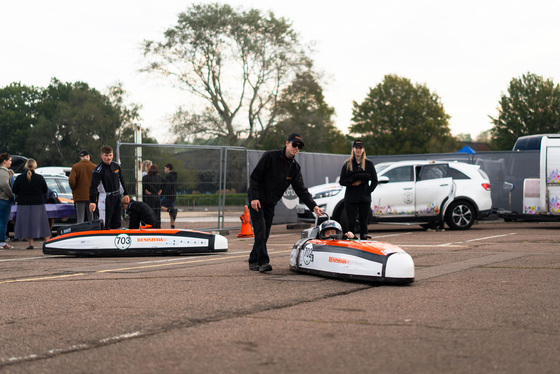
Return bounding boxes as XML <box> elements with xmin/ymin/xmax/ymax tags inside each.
<box><xmin>319</xmin><ymin>220</ymin><xmax>356</xmax><ymax>240</ymax></box>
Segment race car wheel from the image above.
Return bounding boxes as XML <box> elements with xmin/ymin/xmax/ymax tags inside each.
<box><xmin>445</xmin><ymin>200</ymin><xmax>475</xmax><ymax>230</ymax></box>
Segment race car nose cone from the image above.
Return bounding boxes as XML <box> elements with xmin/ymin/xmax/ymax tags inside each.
<box><xmin>385</xmin><ymin>252</ymin><xmax>415</xmax><ymax>281</ymax></box>
<box><xmin>214</xmin><ymin>234</ymin><xmax>228</xmax><ymax>252</ymax></box>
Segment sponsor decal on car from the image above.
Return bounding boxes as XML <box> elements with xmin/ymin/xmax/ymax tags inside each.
<box><xmin>136</xmin><ymin>237</ymin><xmax>166</xmax><ymax>242</ymax></box>
<box><xmin>302</xmin><ymin>243</ymin><xmax>314</xmax><ymax>265</ymax></box>
<box><xmin>328</xmin><ymin>256</ymin><xmax>349</xmax><ymax>264</ymax></box>
<box><xmin>282</xmin><ymin>186</ymin><xmax>299</xmax><ymax>209</ymax></box>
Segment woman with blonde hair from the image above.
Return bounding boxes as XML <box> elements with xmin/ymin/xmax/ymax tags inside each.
<box><xmin>339</xmin><ymin>140</ymin><xmax>378</xmax><ymax>240</ymax></box>
<box><xmin>141</xmin><ymin>160</ymin><xmax>152</xmax><ymax>177</ymax></box>
<box><xmin>12</xmin><ymin>158</ymin><xmax>51</xmax><ymax>249</ymax></box>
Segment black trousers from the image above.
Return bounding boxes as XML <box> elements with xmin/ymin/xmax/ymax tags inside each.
<box><xmin>104</xmin><ymin>194</ymin><xmax>123</xmax><ymax>229</ymax></box>
<box><xmin>248</xmin><ymin>203</ymin><xmax>275</xmax><ymax>265</ymax></box>
<box><xmin>345</xmin><ymin>201</ymin><xmax>371</xmax><ymax>239</ymax></box>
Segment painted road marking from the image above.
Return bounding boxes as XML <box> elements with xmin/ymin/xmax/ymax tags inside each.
<box><xmin>1</xmin><ymin>273</ymin><xmax>86</xmax><ymax>284</ymax></box>
<box><xmin>372</xmin><ymin>232</ymin><xmax>413</xmax><ymax>239</ymax></box>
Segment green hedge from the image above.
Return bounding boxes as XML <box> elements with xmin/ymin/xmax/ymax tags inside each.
<box><xmin>175</xmin><ymin>193</ymin><xmax>247</xmax><ymax>207</ymax></box>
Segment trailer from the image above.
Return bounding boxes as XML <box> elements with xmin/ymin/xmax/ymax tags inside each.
<box><xmin>499</xmin><ymin>134</ymin><xmax>560</xmax><ymax>221</ymax></box>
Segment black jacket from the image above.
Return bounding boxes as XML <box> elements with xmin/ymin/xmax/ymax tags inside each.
<box><xmin>339</xmin><ymin>158</ymin><xmax>378</xmax><ymax>203</ymax></box>
<box><xmin>89</xmin><ymin>161</ymin><xmax>129</xmax><ymax>203</ymax></box>
<box><xmin>142</xmin><ymin>174</ymin><xmax>164</xmax><ymax>209</ymax></box>
<box><xmin>12</xmin><ymin>171</ymin><xmax>48</xmax><ymax>205</ymax></box>
<box><xmin>248</xmin><ymin>148</ymin><xmax>317</xmax><ymax>210</ymax></box>
<box><xmin>127</xmin><ymin>199</ymin><xmax>156</xmax><ymax>229</ymax></box>
<box><xmin>164</xmin><ymin>171</ymin><xmax>178</xmax><ymax>197</ymax></box>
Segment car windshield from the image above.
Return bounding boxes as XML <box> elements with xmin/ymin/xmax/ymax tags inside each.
<box><xmin>45</xmin><ymin>177</ymin><xmax>60</xmax><ymax>192</ymax></box>
<box><xmin>375</xmin><ymin>163</ymin><xmax>393</xmax><ymax>173</ymax></box>
<box><xmin>56</xmin><ymin>178</ymin><xmax>72</xmax><ymax>195</ymax></box>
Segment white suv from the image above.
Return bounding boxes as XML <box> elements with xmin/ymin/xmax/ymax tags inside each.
<box><xmin>296</xmin><ymin>160</ymin><xmax>492</xmax><ymax>231</ymax></box>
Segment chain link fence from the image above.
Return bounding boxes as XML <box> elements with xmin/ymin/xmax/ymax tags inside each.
<box><xmin>117</xmin><ymin>143</ymin><xmax>249</xmax><ymax>231</ymax></box>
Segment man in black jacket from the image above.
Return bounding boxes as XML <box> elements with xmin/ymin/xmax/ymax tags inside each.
<box><xmin>89</xmin><ymin>145</ymin><xmax>130</xmax><ymax>229</ymax></box>
<box><xmin>247</xmin><ymin>133</ymin><xmax>323</xmax><ymax>272</ymax></box>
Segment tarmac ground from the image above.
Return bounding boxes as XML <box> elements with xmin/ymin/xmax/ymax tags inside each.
<box><xmin>0</xmin><ymin>220</ymin><xmax>559</xmax><ymax>373</ymax></box>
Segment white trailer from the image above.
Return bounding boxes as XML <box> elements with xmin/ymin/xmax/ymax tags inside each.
<box><xmin>503</xmin><ymin>134</ymin><xmax>560</xmax><ymax>220</ymax></box>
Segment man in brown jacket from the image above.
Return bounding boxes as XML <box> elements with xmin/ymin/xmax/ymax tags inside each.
<box><xmin>69</xmin><ymin>149</ymin><xmax>96</xmax><ymax>223</ymax></box>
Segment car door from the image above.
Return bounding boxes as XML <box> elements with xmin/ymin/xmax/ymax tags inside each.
<box><xmin>415</xmin><ymin>164</ymin><xmax>453</xmax><ymax>217</ymax></box>
<box><xmin>372</xmin><ymin>165</ymin><xmax>415</xmax><ymax>217</ymax></box>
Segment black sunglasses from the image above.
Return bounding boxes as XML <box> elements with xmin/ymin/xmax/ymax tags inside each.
<box><xmin>292</xmin><ymin>142</ymin><xmax>304</xmax><ymax>149</ymax></box>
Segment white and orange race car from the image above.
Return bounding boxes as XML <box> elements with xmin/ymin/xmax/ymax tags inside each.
<box><xmin>290</xmin><ymin>215</ymin><xmax>414</xmax><ymax>284</ymax></box>
<box><xmin>43</xmin><ymin>222</ymin><xmax>228</xmax><ymax>256</ymax></box>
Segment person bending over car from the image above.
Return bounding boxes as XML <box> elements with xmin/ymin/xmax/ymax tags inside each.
<box><xmin>122</xmin><ymin>198</ymin><xmax>157</xmax><ymax>229</ymax></box>
<box><xmin>247</xmin><ymin>133</ymin><xmax>323</xmax><ymax>273</ymax></box>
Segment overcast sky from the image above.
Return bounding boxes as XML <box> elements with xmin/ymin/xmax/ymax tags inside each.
<box><xmin>2</xmin><ymin>0</ymin><xmax>559</xmax><ymax>143</ymax></box>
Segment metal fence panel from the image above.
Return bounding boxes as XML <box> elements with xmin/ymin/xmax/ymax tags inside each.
<box><xmin>117</xmin><ymin>143</ymin><xmax>248</xmax><ymax>230</ymax></box>
<box><xmin>117</xmin><ymin>144</ymin><xmax>540</xmax><ymax>228</ymax></box>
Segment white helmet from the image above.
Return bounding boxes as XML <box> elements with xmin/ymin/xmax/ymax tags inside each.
<box><xmin>319</xmin><ymin>220</ymin><xmax>343</xmax><ymax>240</ymax></box>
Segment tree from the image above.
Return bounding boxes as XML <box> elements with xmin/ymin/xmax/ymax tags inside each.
<box><xmin>258</xmin><ymin>70</ymin><xmax>347</xmax><ymax>153</ymax></box>
<box><xmin>490</xmin><ymin>72</ymin><xmax>560</xmax><ymax>150</ymax></box>
<box><xmin>350</xmin><ymin>74</ymin><xmax>458</xmax><ymax>155</ymax></box>
<box><xmin>456</xmin><ymin>133</ymin><xmax>473</xmax><ymax>142</ymax></box>
<box><xmin>476</xmin><ymin>129</ymin><xmax>492</xmax><ymax>143</ymax></box>
<box><xmin>26</xmin><ymin>79</ymin><xmax>123</xmax><ymax>165</ymax></box>
<box><xmin>2</xmin><ymin>79</ymin><xmax>151</xmax><ymax>166</ymax></box>
<box><xmin>0</xmin><ymin>82</ymin><xmax>40</xmax><ymax>155</ymax></box>
<box><xmin>142</xmin><ymin>3</ymin><xmax>310</xmax><ymax>147</ymax></box>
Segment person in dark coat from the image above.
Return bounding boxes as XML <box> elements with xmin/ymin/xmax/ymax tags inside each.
<box><xmin>161</xmin><ymin>163</ymin><xmax>178</xmax><ymax>228</ymax></box>
<box><xmin>339</xmin><ymin>140</ymin><xmax>378</xmax><ymax>240</ymax></box>
<box><xmin>89</xmin><ymin>145</ymin><xmax>130</xmax><ymax>229</ymax></box>
<box><xmin>12</xmin><ymin>159</ymin><xmax>51</xmax><ymax>249</ymax></box>
<box><xmin>122</xmin><ymin>198</ymin><xmax>157</xmax><ymax>229</ymax></box>
<box><xmin>247</xmin><ymin>133</ymin><xmax>323</xmax><ymax>272</ymax></box>
<box><xmin>142</xmin><ymin>164</ymin><xmax>165</xmax><ymax>228</ymax></box>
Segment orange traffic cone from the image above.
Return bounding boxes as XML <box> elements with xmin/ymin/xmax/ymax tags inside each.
<box><xmin>238</xmin><ymin>205</ymin><xmax>254</xmax><ymax>237</ymax></box>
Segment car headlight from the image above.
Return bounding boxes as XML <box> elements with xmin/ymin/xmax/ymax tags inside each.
<box><xmin>312</xmin><ymin>189</ymin><xmax>342</xmax><ymax>200</ymax></box>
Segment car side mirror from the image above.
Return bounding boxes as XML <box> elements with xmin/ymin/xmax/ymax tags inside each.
<box><xmin>378</xmin><ymin>176</ymin><xmax>389</xmax><ymax>184</ymax></box>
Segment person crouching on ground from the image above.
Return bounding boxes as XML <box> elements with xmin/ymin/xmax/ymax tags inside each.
<box><xmin>122</xmin><ymin>198</ymin><xmax>157</xmax><ymax>229</ymax></box>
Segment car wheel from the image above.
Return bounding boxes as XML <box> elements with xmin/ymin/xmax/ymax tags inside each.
<box><xmin>445</xmin><ymin>200</ymin><xmax>475</xmax><ymax>230</ymax></box>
